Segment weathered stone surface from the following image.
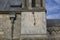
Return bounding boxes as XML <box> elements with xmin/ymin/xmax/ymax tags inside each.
<box><xmin>28</xmin><ymin>0</ymin><xmax>32</xmax><ymax>9</ymax></box>
<box><xmin>13</xmin><ymin>14</ymin><xmax>21</xmax><ymax>39</ymax></box>
<box><xmin>20</xmin><ymin>35</ymin><xmax>47</xmax><ymax>40</ymax></box>
<box><xmin>21</xmin><ymin>12</ymin><xmax>46</xmax><ymax>34</ymax></box>
<box><xmin>0</xmin><ymin>14</ymin><xmax>21</xmax><ymax>39</ymax></box>
<box><xmin>0</xmin><ymin>12</ymin><xmax>46</xmax><ymax>40</ymax></box>
<box><xmin>0</xmin><ymin>0</ymin><xmax>47</xmax><ymax>40</ymax></box>
<box><xmin>21</xmin><ymin>12</ymin><xmax>34</xmax><ymax>34</ymax></box>
<box><xmin>36</xmin><ymin>0</ymin><xmax>41</xmax><ymax>7</ymax></box>
<box><xmin>34</xmin><ymin>12</ymin><xmax>46</xmax><ymax>34</ymax></box>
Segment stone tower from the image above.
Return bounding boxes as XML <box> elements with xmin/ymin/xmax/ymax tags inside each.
<box><xmin>20</xmin><ymin>0</ymin><xmax>47</xmax><ymax>40</ymax></box>
<box><xmin>0</xmin><ymin>0</ymin><xmax>46</xmax><ymax>40</ymax></box>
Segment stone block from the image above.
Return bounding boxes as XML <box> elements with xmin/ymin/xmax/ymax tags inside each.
<box><xmin>21</xmin><ymin>12</ymin><xmax>46</xmax><ymax>34</ymax></box>
<box><xmin>21</xmin><ymin>12</ymin><xmax>34</xmax><ymax>34</ymax></box>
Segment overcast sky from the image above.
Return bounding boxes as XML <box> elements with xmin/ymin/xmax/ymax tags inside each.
<box><xmin>46</xmin><ymin>0</ymin><xmax>60</xmax><ymax>19</ymax></box>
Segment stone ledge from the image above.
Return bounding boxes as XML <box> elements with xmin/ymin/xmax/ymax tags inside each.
<box><xmin>20</xmin><ymin>35</ymin><xmax>47</xmax><ymax>40</ymax></box>
<box><xmin>20</xmin><ymin>35</ymin><xmax>47</xmax><ymax>38</ymax></box>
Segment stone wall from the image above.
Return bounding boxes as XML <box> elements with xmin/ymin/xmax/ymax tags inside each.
<box><xmin>0</xmin><ymin>14</ymin><xmax>21</xmax><ymax>39</ymax></box>
<box><xmin>0</xmin><ymin>12</ymin><xmax>46</xmax><ymax>40</ymax></box>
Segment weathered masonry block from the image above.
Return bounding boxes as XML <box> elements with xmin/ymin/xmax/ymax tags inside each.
<box><xmin>21</xmin><ymin>12</ymin><xmax>46</xmax><ymax>34</ymax></box>
<box><xmin>20</xmin><ymin>12</ymin><xmax>47</xmax><ymax>40</ymax></box>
